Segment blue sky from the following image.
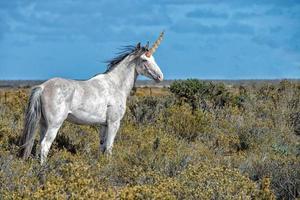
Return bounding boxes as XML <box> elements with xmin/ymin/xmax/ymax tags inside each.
<box><xmin>0</xmin><ymin>0</ymin><xmax>300</xmax><ymax>80</ymax></box>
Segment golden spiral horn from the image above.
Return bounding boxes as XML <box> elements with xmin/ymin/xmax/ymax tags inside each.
<box><xmin>146</xmin><ymin>31</ymin><xmax>164</xmax><ymax>57</ymax></box>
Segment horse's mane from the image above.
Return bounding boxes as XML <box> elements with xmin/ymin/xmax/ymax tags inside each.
<box><xmin>104</xmin><ymin>44</ymin><xmax>148</xmax><ymax>73</ymax></box>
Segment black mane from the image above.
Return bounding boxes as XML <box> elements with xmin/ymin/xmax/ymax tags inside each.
<box><xmin>104</xmin><ymin>44</ymin><xmax>148</xmax><ymax>73</ymax></box>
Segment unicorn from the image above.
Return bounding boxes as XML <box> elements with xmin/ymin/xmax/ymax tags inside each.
<box><xmin>20</xmin><ymin>32</ymin><xmax>164</xmax><ymax>164</ymax></box>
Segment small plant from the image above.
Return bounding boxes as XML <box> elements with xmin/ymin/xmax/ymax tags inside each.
<box><xmin>161</xmin><ymin>103</ymin><xmax>212</xmax><ymax>141</ymax></box>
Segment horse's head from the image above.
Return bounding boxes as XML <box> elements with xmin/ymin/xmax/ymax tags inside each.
<box><xmin>134</xmin><ymin>32</ymin><xmax>164</xmax><ymax>83</ymax></box>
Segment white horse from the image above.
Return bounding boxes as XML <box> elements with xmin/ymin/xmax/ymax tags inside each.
<box><xmin>20</xmin><ymin>32</ymin><xmax>164</xmax><ymax>164</ymax></box>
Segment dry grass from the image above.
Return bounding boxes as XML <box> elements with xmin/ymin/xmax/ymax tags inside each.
<box><xmin>133</xmin><ymin>87</ymin><xmax>170</xmax><ymax>97</ymax></box>
<box><xmin>0</xmin><ymin>80</ymin><xmax>299</xmax><ymax>199</ymax></box>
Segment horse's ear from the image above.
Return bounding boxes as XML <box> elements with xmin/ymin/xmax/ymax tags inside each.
<box><xmin>136</xmin><ymin>42</ymin><xmax>141</xmax><ymax>49</ymax></box>
<box><xmin>145</xmin><ymin>41</ymin><xmax>149</xmax><ymax>50</ymax></box>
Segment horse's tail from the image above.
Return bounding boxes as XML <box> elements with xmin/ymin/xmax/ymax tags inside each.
<box><xmin>19</xmin><ymin>86</ymin><xmax>43</xmax><ymax>159</ymax></box>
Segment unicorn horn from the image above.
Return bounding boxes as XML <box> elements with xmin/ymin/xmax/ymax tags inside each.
<box><xmin>146</xmin><ymin>31</ymin><xmax>164</xmax><ymax>57</ymax></box>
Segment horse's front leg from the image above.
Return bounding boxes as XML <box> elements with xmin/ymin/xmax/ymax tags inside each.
<box><xmin>105</xmin><ymin>120</ymin><xmax>120</xmax><ymax>155</ymax></box>
<box><xmin>99</xmin><ymin>125</ymin><xmax>107</xmax><ymax>154</ymax></box>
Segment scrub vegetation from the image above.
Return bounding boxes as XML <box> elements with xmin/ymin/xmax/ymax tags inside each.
<box><xmin>0</xmin><ymin>79</ymin><xmax>299</xmax><ymax>199</ymax></box>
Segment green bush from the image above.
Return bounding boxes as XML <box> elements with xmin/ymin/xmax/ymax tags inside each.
<box><xmin>160</xmin><ymin>103</ymin><xmax>212</xmax><ymax>141</ymax></box>
<box><xmin>169</xmin><ymin>79</ymin><xmax>246</xmax><ymax>109</ymax></box>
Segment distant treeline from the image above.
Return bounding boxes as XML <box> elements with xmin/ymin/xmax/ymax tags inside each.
<box><xmin>0</xmin><ymin>80</ymin><xmax>173</xmax><ymax>88</ymax></box>
<box><xmin>0</xmin><ymin>79</ymin><xmax>299</xmax><ymax>88</ymax></box>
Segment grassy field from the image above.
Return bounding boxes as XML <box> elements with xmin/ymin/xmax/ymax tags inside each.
<box><xmin>0</xmin><ymin>80</ymin><xmax>299</xmax><ymax>199</ymax></box>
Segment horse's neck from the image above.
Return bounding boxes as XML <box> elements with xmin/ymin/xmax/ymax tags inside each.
<box><xmin>106</xmin><ymin>56</ymin><xmax>137</xmax><ymax>97</ymax></box>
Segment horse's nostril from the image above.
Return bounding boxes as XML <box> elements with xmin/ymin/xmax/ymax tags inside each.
<box><xmin>157</xmin><ymin>75</ymin><xmax>163</xmax><ymax>81</ymax></box>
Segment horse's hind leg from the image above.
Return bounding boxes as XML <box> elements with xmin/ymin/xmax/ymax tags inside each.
<box><xmin>40</xmin><ymin>125</ymin><xmax>62</xmax><ymax>165</ymax></box>
<box><xmin>39</xmin><ymin>111</ymin><xmax>68</xmax><ymax>164</ymax></box>
<box><xmin>38</xmin><ymin>117</ymin><xmax>47</xmax><ymax>159</ymax></box>
<box><xmin>99</xmin><ymin>125</ymin><xmax>107</xmax><ymax>154</ymax></box>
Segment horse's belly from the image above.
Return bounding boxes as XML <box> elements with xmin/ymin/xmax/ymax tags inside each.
<box><xmin>66</xmin><ymin>111</ymin><xmax>106</xmax><ymax>125</ymax></box>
